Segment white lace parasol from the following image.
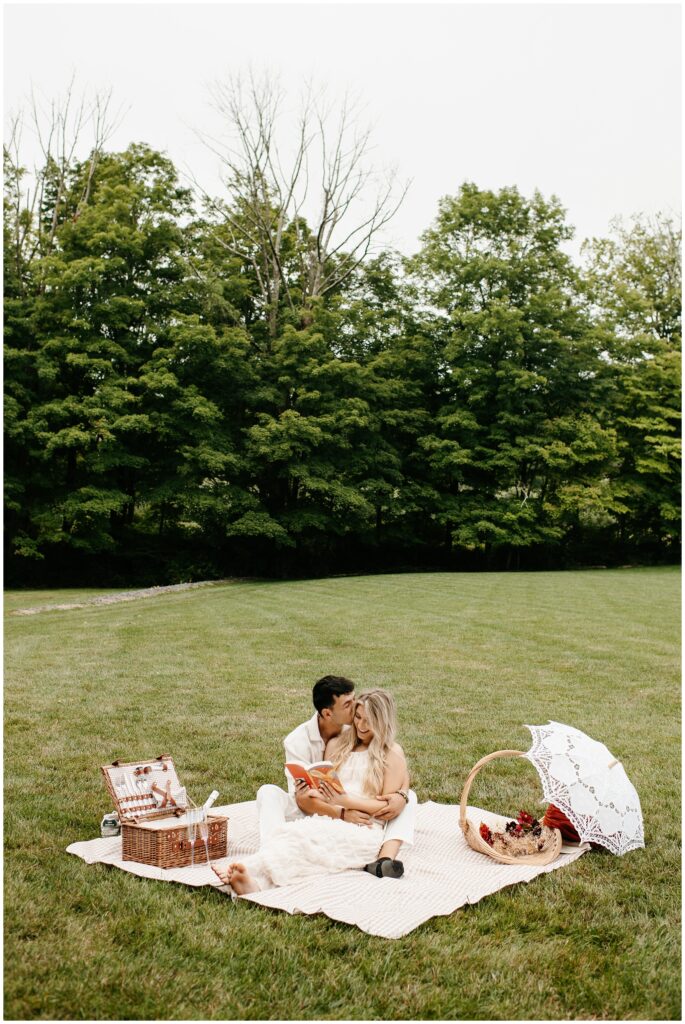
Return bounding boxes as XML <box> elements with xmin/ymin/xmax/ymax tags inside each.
<box><xmin>524</xmin><ymin>721</ymin><xmax>645</xmax><ymax>856</ymax></box>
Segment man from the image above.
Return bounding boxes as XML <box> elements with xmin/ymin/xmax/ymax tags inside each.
<box><xmin>256</xmin><ymin>674</ymin><xmax>417</xmax><ymax>877</ymax></box>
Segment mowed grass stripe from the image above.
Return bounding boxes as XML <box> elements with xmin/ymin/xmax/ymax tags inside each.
<box><xmin>4</xmin><ymin>568</ymin><xmax>680</xmax><ymax>1020</ymax></box>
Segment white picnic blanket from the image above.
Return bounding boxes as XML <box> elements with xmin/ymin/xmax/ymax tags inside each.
<box><xmin>67</xmin><ymin>800</ymin><xmax>590</xmax><ymax>938</ymax></box>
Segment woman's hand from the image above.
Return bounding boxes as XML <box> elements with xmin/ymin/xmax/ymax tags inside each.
<box><xmin>317</xmin><ymin>781</ymin><xmax>349</xmax><ymax>806</ymax></box>
<box><xmin>343</xmin><ymin>809</ymin><xmax>373</xmax><ymax>827</ymax></box>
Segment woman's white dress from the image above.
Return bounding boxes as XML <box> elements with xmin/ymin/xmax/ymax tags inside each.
<box><xmin>241</xmin><ymin>751</ymin><xmax>383</xmax><ymax>890</ymax></box>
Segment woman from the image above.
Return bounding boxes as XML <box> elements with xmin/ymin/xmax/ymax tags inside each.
<box><xmin>213</xmin><ymin>689</ymin><xmax>409</xmax><ymax>894</ymax></box>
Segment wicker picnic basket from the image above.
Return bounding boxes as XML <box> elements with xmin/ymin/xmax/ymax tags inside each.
<box><xmin>459</xmin><ymin>749</ymin><xmax>562</xmax><ymax>866</ymax></box>
<box><xmin>101</xmin><ymin>754</ymin><xmax>228</xmax><ymax>869</ymax></box>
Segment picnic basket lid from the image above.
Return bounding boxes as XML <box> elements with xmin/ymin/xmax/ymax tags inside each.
<box><xmin>459</xmin><ymin>749</ymin><xmax>563</xmax><ymax>866</ymax></box>
<box><xmin>101</xmin><ymin>754</ymin><xmax>190</xmax><ymax>823</ymax></box>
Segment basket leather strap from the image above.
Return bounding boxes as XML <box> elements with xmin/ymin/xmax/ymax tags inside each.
<box><xmin>152</xmin><ymin>782</ymin><xmax>170</xmax><ymax>807</ymax></box>
<box><xmin>152</xmin><ymin>780</ymin><xmax>179</xmax><ymax>808</ymax></box>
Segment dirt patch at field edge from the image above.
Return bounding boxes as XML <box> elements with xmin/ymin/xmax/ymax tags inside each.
<box><xmin>9</xmin><ymin>580</ymin><xmax>236</xmax><ymax>615</ymax></box>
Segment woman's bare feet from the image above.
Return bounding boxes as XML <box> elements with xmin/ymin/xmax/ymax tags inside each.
<box><xmin>211</xmin><ymin>863</ymin><xmax>233</xmax><ymax>886</ymax></box>
<box><xmin>226</xmin><ymin>863</ymin><xmax>260</xmax><ymax>894</ymax></box>
<box><xmin>211</xmin><ymin>862</ymin><xmax>260</xmax><ymax>894</ymax></box>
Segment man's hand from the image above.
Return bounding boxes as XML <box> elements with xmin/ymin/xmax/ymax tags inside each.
<box><xmin>294</xmin><ymin>779</ymin><xmax>320</xmax><ymax>812</ymax></box>
<box><xmin>342</xmin><ymin>809</ymin><xmax>373</xmax><ymax>827</ymax></box>
<box><xmin>373</xmin><ymin>792</ymin><xmax>406</xmax><ymax>821</ymax></box>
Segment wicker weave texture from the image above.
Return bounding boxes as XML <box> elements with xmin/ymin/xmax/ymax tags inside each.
<box><xmin>121</xmin><ymin>815</ymin><xmax>228</xmax><ymax>868</ymax></box>
<box><xmin>459</xmin><ymin>749</ymin><xmax>562</xmax><ymax>866</ymax></box>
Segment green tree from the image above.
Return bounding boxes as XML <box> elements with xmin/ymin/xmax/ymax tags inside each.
<box><xmin>201</xmin><ymin>73</ymin><xmax>406</xmax><ymax>340</ymax></box>
<box><xmin>582</xmin><ymin>215</ymin><xmax>681</xmax><ymax>554</ymax></box>
<box><xmin>4</xmin><ymin>144</ymin><xmax>213</xmax><ymax>568</ymax></box>
<box><xmin>408</xmin><ymin>183</ymin><xmax>617</xmax><ymax>564</ymax></box>
<box><xmin>324</xmin><ymin>254</ymin><xmax>437</xmax><ymax>553</ymax></box>
<box><xmin>5</xmin><ymin>102</ymin><xmax>679</xmax><ymax>582</ymax></box>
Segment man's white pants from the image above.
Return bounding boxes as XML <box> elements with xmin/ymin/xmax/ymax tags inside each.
<box><xmin>383</xmin><ymin>789</ymin><xmax>417</xmax><ymax>846</ymax></box>
<box><xmin>256</xmin><ymin>785</ymin><xmax>304</xmax><ymax>845</ymax></box>
<box><xmin>256</xmin><ymin>784</ymin><xmax>417</xmax><ymax>849</ymax></box>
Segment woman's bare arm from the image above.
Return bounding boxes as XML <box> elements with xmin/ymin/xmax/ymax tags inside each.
<box><xmin>380</xmin><ymin>745</ymin><xmax>408</xmax><ymax>796</ymax></box>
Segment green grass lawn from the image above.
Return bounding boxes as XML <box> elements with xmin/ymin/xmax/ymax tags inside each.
<box><xmin>4</xmin><ymin>568</ymin><xmax>681</xmax><ymax>1020</ymax></box>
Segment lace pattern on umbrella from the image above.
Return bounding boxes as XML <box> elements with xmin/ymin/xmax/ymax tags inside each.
<box><xmin>525</xmin><ymin>722</ymin><xmax>645</xmax><ymax>856</ymax></box>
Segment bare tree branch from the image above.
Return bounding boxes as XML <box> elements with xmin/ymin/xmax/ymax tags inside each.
<box><xmin>198</xmin><ymin>71</ymin><xmax>409</xmax><ymax>335</ymax></box>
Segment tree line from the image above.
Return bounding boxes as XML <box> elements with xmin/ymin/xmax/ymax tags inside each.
<box><xmin>4</xmin><ymin>82</ymin><xmax>681</xmax><ymax>585</ymax></box>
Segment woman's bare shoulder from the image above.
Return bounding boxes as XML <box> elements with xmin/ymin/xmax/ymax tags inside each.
<box><xmin>388</xmin><ymin>742</ymin><xmax>406</xmax><ymax>763</ymax></box>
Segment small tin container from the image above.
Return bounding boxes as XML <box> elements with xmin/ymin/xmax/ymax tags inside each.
<box><xmin>101</xmin><ymin>811</ymin><xmax>121</xmax><ymax>838</ymax></box>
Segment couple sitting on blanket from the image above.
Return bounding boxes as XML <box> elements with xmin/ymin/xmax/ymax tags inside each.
<box><xmin>212</xmin><ymin>676</ymin><xmax>416</xmax><ymax>895</ymax></box>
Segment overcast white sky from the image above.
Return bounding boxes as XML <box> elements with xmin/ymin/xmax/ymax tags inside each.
<box><xmin>4</xmin><ymin>2</ymin><xmax>681</xmax><ymax>258</ymax></box>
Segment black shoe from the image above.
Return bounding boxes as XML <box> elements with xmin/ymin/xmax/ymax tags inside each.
<box><xmin>364</xmin><ymin>857</ymin><xmax>404</xmax><ymax>878</ymax></box>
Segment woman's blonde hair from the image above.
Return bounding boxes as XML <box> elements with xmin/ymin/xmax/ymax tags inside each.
<box><xmin>332</xmin><ymin>689</ymin><xmax>398</xmax><ymax>796</ymax></box>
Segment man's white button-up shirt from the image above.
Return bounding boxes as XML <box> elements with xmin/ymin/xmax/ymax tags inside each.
<box><xmin>282</xmin><ymin>713</ymin><xmax>325</xmax><ymax>797</ymax></box>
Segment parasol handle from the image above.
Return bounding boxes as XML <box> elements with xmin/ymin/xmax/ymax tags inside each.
<box><xmin>459</xmin><ymin>749</ymin><xmax>527</xmax><ymax>830</ymax></box>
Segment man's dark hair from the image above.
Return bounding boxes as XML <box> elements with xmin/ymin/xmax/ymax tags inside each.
<box><xmin>312</xmin><ymin>675</ymin><xmax>355</xmax><ymax>713</ymax></box>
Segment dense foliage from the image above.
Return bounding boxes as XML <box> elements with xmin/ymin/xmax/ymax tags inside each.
<box><xmin>4</xmin><ymin>143</ymin><xmax>681</xmax><ymax>584</ymax></box>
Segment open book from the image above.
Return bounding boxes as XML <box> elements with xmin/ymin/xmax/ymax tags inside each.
<box><xmin>285</xmin><ymin>760</ymin><xmax>345</xmax><ymax>793</ymax></box>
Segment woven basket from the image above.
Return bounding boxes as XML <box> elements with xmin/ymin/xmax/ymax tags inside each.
<box><xmin>459</xmin><ymin>749</ymin><xmax>562</xmax><ymax>866</ymax></box>
<box><xmin>101</xmin><ymin>755</ymin><xmax>228</xmax><ymax>869</ymax></box>
<box><xmin>121</xmin><ymin>813</ymin><xmax>228</xmax><ymax>869</ymax></box>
